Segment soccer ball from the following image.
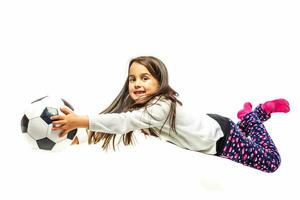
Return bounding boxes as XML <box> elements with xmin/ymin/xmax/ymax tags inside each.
<box><xmin>21</xmin><ymin>96</ymin><xmax>77</xmax><ymax>151</ymax></box>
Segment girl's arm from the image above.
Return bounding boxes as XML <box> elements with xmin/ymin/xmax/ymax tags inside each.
<box><xmin>88</xmin><ymin>100</ymin><xmax>170</xmax><ymax>134</ymax></box>
<box><xmin>51</xmin><ymin>99</ymin><xmax>171</xmax><ymax>137</ymax></box>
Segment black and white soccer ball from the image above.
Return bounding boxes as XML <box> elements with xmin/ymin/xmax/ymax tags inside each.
<box><xmin>21</xmin><ymin>96</ymin><xmax>77</xmax><ymax>151</ymax></box>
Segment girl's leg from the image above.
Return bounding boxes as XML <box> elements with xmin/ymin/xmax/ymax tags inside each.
<box><xmin>236</xmin><ymin>98</ymin><xmax>290</xmax><ymax>136</ymax></box>
<box><xmin>237</xmin><ymin>104</ymin><xmax>271</xmax><ymax>136</ymax></box>
<box><xmin>220</xmin><ymin>112</ymin><xmax>281</xmax><ymax>173</ymax></box>
<box><xmin>238</xmin><ymin>99</ymin><xmax>289</xmax><ymax>121</ymax></box>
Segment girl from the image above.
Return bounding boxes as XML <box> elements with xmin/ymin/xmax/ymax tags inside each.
<box><xmin>51</xmin><ymin>56</ymin><xmax>290</xmax><ymax>173</ymax></box>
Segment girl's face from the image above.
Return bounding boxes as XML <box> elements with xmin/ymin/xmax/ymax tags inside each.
<box><xmin>128</xmin><ymin>62</ymin><xmax>159</xmax><ymax>102</ymax></box>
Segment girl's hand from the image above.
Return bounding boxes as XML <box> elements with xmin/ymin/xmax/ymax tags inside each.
<box><xmin>51</xmin><ymin>106</ymin><xmax>78</xmax><ymax>137</ymax></box>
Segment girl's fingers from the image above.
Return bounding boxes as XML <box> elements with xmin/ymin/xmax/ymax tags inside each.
<box><xmin>52</xmin><ymin>120</ymin><xmax>65</xmax><ymax>125</ymax></box>
<box><xmin>51</xmin><ymin>126</ymin><xmax>62</xmax><ymax>131</ymax></box>
<box><xmin>51</xmin><ymin>115</ymin><xmax>64</xmax><ymax>121</ymax></box>
<box><xmin>51</xmin><ymin>121</ymin><xmax>65</xmax><ymax>131</ymax></box>
<box><xmin>60</xmin><ymin>106</ymin><xmax>73</xmax><ymax>115</ymax></box>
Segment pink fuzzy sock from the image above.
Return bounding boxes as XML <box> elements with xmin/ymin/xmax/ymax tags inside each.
<box><xmin>237</xmin><ymin>102</ymin><xmax>253</xmax><ymax>120</ymax></box>
<box><xmin>262</xmin><ymin>98</ymin><xmax>290</xmax><ymax>114</ymax></box>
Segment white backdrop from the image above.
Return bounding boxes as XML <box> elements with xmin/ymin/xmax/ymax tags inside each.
<box><xmin>1</xmin><ymin>0</ymin><xmax>299</xmax><ymax>199</ymax></box>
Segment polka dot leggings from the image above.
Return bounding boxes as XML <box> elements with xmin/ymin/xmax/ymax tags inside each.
<box><xmin>220</xmin><ymin>105</ymin><xmax>281</xmax><ymax>173</ymax></box>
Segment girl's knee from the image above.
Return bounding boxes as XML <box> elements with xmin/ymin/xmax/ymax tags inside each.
<box><xmin>266</xmin><ymin>152</ymin><xmax>281</xmax><ymax>173</ymax></box>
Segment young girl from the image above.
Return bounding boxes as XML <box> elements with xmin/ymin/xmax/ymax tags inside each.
<box><xmin>51</xmin><ymin>56</ymin><xmax>290</xmax><ymax>173</ymax></box>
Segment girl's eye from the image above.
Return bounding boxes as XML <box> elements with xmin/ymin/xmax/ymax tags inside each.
<box><xmin>142</xmin><ymin>77</ymin><xmax>149</xmax><ymax>81</ymax></box>
<box><xmin>129</xmin><ymin>78</ymin><xmax>135</xmax><ymax>82</ymax></box>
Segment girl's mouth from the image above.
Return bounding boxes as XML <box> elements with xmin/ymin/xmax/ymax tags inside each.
<box><xmin>134</xmin><ymin>91</ymin><xmax>146</xmax><ymax>95</ymax></box>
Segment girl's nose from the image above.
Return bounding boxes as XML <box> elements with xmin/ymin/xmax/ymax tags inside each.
<box><xmin>134</xmin><ymin>79</ymin><xmax>142</xmax><ymax>87</ymax></box>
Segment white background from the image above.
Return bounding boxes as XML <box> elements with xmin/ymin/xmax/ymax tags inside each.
<box><xmin>1</xmin><ymin>0</ymin><xmax>299</xmax><ymax>199</ymax></box>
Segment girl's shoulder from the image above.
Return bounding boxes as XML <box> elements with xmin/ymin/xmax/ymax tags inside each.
<box><xmin>149</xmin><ymin>95</ymin><xmax>170</xmax><ymax>104</ymax></box>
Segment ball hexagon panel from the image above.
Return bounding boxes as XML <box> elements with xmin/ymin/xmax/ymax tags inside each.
<box><xmin>27</xmin><ymin>117</ymin><xmax>49</xmax><ymax>140</ymax></box>
<box><xmin>24</xmin><ymin>100</ymin><xmax>46</xmax><ymax>119</ymax></box>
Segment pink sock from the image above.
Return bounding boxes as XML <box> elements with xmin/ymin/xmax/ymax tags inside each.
<box><xmin>237</xmin><ymin>102</ymin><xmax>253</xmax><ymax>120</ymax></box>
<box><xmin>262</xmin><ymin>98</ymin><xmax>290</xmax><ymax>114</ymax></box>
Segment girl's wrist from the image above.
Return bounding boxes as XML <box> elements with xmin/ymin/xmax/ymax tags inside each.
<box><xmin>76</xmin><ymin>115</ymin><xmax>89</xmax><ymax>128</ymax></box>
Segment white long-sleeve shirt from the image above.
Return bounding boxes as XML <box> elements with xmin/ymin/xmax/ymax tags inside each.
<box><xmin>85</xmin><ymin>98</ymin><xmax>228</xmax><ymax>155</ymax></box>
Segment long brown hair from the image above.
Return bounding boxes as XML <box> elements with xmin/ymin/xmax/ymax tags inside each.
<box><xmin>88</xmin><ymin>56</ymin><xmax>182</xmax><ymax>150</ymax></box>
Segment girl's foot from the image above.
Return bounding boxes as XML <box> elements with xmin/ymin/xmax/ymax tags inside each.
<box><xmin>237</xmin><ymin>102</ymin><xmax>253</xmax><ymax>120</ymax></box>
<box><xmin>262</xmin><ymin>98</ymin><xmax>290</xmax><ymax>114</ymax></box>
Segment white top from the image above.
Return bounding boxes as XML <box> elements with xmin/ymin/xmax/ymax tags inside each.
<box><xmin>84</xmin><ymin>97</ymin><xmax>225</xmax><ymax>155</ymax></box>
